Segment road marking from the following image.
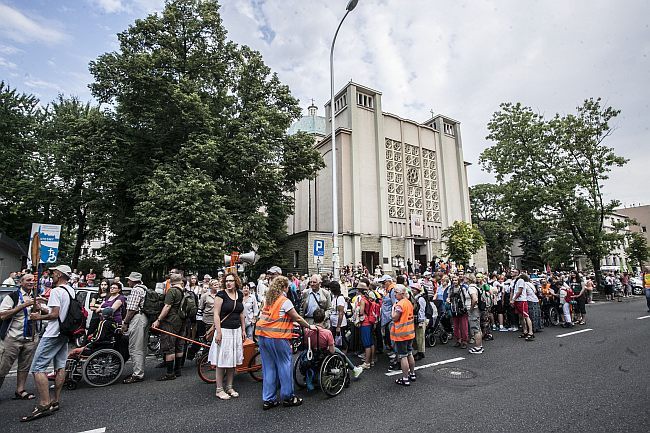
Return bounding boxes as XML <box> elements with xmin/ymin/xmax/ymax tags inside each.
<box><xmin>636</xmin><ymin>315</ymin><xmax>650</xmax><ymax>320</ymax></box>
<box><xmin>77</xmin><ymin>429</ymin><xmax>106</xmax><ymax>433</ymax></box>
<box><xmin>385</xmin><ymin>357</ymin><xmax>465</xmax><ymax>376</ymax></box>
<box><xmin>556</xmin><ymin>328</ymin><xmax>593</xmax><ymax>338</ymax></box>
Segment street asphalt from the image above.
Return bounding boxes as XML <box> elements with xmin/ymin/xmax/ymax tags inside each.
<box><xmin>1</xmin><ymin>296</ymin><xmax>648</xmax><ymax>433</ymax></box>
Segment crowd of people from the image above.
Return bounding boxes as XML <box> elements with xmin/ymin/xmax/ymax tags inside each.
<box><xmin>0</xmin><ymin>262</ymin><xmax>648</xmax><ymax>420</ymax></box>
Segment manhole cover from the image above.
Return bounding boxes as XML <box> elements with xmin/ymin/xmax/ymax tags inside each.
<box><xmin>435</xmin><ymin>367</ymin><xmax>477</xmax><ymax>380</ymax></box>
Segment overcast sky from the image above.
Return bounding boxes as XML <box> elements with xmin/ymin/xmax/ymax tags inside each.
<box><xmin>1</xmin><ymin>0</ymin><xmax>648</xmax><ymax>207</ymax></box>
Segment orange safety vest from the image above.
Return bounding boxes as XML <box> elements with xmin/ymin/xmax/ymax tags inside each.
<box><xmin>255</xmin><ymin>295</ymin><xmax>293</xmax><ymax>339</ymax></box>
<box><xmin>390</xmin><ymin>298</ymin><xmax>415</xmax><ymax>342</ymax></box>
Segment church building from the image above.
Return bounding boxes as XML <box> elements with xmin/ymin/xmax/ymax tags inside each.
<box><xmin>283</xmin><ymin>81</ymin><xmax>486</xmax><ymax>276</ymax></box>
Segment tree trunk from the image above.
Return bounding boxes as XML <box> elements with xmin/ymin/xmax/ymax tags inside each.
<box><xmin>590</xmin><ymin>256</ymin><xmax>603</xmax><ymax>292</ymax></box>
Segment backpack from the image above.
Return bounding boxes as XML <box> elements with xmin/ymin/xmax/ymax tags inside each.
<box><xmin>477</xmin><ymin>287</ymin><xmax>487</xmax><ymax>312</ymax></box>
<box><xmin>449</xmin><ymin>287</ymin><xmax>468</xmax><ymax>317</ymax></box>
<box><xmin>360</xmin><ymin>295</ymin><xmax>379</xmax><ymax>325</ymax></box>
<box><xmin>0</xmin><ymin>291</ymin><xmax>20</xmax><ymax>340</ymax></box>
<box><xmin>141</xmin><ymin>284</ymin><xmax>164</xmax><ymax>319</ymax></box>
<box><xmin>178</xmin><ymin>289</ymin><xmax>198</xmax><ymax>321</ymax></box>
<box><xmin>58</xmin><ymin>285</ymin><xmax>85</xmax><ymax>338</ymax></box>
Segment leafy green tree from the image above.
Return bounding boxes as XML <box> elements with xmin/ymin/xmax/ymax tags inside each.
<box><xmin>0</xmin><ymin>81</ymin><xmax>48</xmax><ymax>242</ymax></box>
<box><xmin>40</xmin><ymin>97</ymin><xmax>121</xmax><ymax>268</ymax></box>
<box><xmin>469</xmin><ymin>183</ymin><xmax>514</xmax><ymax>271</ymax></box>
<box><xmin>481</xmin><ymin>98</ymin><xmax>627</xmax><ymax>286</ymax></box>
<box><xmin>89</xmin><ymin>0</ymin><xmax>323</xmax><ymax>274</ymax></box>
<box><xmin>441</xmin><ymin>221</ymin><xmax>486</xmax><ymax>267</ymax></box>
<box><xmin>626</xmin><ymin>232</ymin><xmax>649</xmax><ymax>269</ymax></box>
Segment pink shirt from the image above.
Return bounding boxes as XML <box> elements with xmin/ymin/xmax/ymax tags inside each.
<box><xmin>303</xmin><ymin>327</ymin><xmax>334</xmax><ymax>350</ymax></box>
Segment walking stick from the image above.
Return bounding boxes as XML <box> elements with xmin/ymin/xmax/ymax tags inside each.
<box><xmin>30</xmin><ymin>232</ymin><xmax>41</xmax><ymax>341</ymax></box>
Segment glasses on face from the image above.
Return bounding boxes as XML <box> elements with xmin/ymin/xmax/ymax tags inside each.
<box><xmin>310</xmin><ymin>281</ymin><xmax>319</xmax><ymax>284</ymax></box>
<box><xmin>225</xmin><ymin>279</ymin><xmax>235</xmax><ymax>283</ymax></box>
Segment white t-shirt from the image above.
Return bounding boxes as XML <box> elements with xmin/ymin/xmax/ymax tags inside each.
<box><xmin>330</xmin><ymin>295</ymin><xmax>347</xmax><ymax>327</ymax></box>
<box><xmin>492</xmin><ymin>281</ymin><xmax>504</xmax><ymax>301</ymax></box>
<box><xmin>504</xmin><ymin>279</ymin><xmax>512</xmax><ymax>294</ymax></box>
<box><xmin>278</xmin><ymin>298</ymin><xmax>294</xmax><ymax>318</ymax></box>
<box><xmin>2</xmin><ymin>277</ymin><xmax>15</xmax><ymax>287</ymax></box>
<box><xmin>513</xmin><ymin>278</ymin><xmax>527</xmax><ymax>302</ymax></box>
<box><xmin>525</xmin><ymin>282</ymin><xmax>539</xmax><ymax>302</ymax></box>
<box><xmin>43</xmin><ymin>284</ymin><xmax>75</xmax><ymax>338</ymax></box>
<box><xmin>467</xmin><ymin>284</ymin><xmax>479</xmax><ymax>310</ymax></box>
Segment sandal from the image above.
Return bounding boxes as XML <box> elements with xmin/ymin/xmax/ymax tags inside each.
<box><xmin>215</xmin><ymin>388</ymin><xmax>231</xmax><ymax>400</ymax></box>
<box><xmin>263</xmin><ymin>400</ymin><xmax>280</xmax><ymax>410</ymax></box>
<box><xmin>123</xmin><ymin>375</ymin><xmax>144</xmax><ymax>384</ymax></box>
<box><xmin>225</xmin><ymin>387</ymin><xmax>239</xmax><ymax>398</ymax></box>
<box><xmin>283</xmin><ymin>395</ymin><xmax>303</xmax><ymax>407</ymax></box>
<box><xmin>20</xmin><ymin>404</ymin><xmax>52</xmax><ymax>422</ymax></box>
<box><xmin>49</xmin><ymin>401</ymin><xmax>60</xmax><ymax>412</ymax></box>
<box><xmin>13</xmin><ymin>390</ymin><xmax>35</xmax><ymax>400</ymax></box>
<box><xmin>408</xmin><ymin>373</ymin><xmax>417</xmax><ymax>382</ymax></box>
<box><xmin>395</xmin><ymin>378</ymin><xmax>410</xmax><ymax>386</ymax></box>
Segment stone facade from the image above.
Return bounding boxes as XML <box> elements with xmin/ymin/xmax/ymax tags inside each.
<box><xmin>284</xmin><ymin>82</ymin><xmax>487</xmax><ymax>275</ymax></box>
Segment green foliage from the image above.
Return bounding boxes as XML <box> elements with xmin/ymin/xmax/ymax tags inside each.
<box><xmin>469</xmin><ymin>183</ymin><xmax>514</xmax><ymax>271</ymax></box>
<box><xmin>481</xmin><ymin>98</ymin><xmax>627</xmax><ymax>281</ymax></box>
<box><xmin>626</xmin><ymin>232</ymin><xmax>649</xmax><ymax>268</ymax></box>
<box><xmin>88</xmin><ymin>0</ymin><xmax>324</xmax><ymax>274</ymax></box>
<box><xmin>441</xmin><ymin>221</ymin><xmax>486</xmax><ymax>266</ymax></box>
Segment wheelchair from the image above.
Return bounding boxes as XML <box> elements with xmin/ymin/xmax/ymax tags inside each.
<box><xmin>292</xmin><ymin>332</ymin><xmax>349</xmax><ymax>397</ymax></box>
<box><xmin>60</xmin><ymin>318</ymin><xmax>130</xmax><ymax>389</ymax></box>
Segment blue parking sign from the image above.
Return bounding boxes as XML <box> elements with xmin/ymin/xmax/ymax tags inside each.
<box><xmin>313</xmin><ymin>240</ymin><xmax>325</xmax><ymax>256</ymax></box>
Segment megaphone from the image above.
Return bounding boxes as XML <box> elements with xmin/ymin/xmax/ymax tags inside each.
<box><xmin>224</xmin><ymin>251</ymin><xmax>258</xmax><ymax>266</ymax></box>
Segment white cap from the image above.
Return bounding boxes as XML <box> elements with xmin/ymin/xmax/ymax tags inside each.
<box><xmin>267</xmin><ymin>266</ymin><xmax>282</xmax><ymax>275</ymax></box>
<box><xmin>377</xmin><ymin>274</ymin><xmax>393</xmax><ymax>283</ymax></box>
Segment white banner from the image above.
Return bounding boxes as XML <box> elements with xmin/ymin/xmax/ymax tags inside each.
<box><xmin>28</xmin><ymin>223</ymin><xmax>62</xmax><ymax>264</ymax></box>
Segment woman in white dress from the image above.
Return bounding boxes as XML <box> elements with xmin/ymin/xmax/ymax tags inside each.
<box><xmin>208</xmin><ymin>272</ymin><xmax>245</xmax><ymax>400</ymax></box>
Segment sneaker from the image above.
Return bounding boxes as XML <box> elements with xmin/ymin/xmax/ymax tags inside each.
<box><xmin>360</xmin><ymin>362</ymin><xmax>371</xmax><ymax>369</ymax></box>
<box><xmin>388</xmin><ymin>353</ymin><xmax>397</xmax><ymax>360</ymax></box>
<box><xmin>352</xmin><ymin>366</ymin><xmax>364</xmax><ymax>378</ymax></box>
<box><xmin>484</xmin><ymin>334</ymin><xmax>494</xmax><ymax>341</ymax></box>
<box><xmin>508</xmin><ymin>327</ymin><xmax>518</xmax><ymax>332</ymax></box>
<box><xmin>387</xmin><ymin>363</ymin><xmax>400</xmax><ymax>371</ymax></box>
<box><xmin>498</xmin><ymin>326</ymin><xmax>507</xmax><ymax>332</ymax></box>
<box><xmin>468</xmin><ymin>346</ymin><xmax>484</xmax><ymax>354</ymax></box>
<box><xmin>357</xmin><ymin>353</ymin><xmax>366</xmax><ymax>360</ymax></box>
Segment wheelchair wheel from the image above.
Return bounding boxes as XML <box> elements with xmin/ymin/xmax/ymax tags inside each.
<box><xmin>549</xmin><ymin>307</ymin><xmax>560</xmax><ymax>326</ymax></box>
<box><xmin>197</xmin><ymin>353</ymin><xmax>216</xmax><ymax>384</ymax></box>
<box><xmin>425</xmin><ymin>329</ymin><xmax>436</xmax><ymax>347</ymax></box>
<box><xmin>293</xmin><ymin>356</ymin><xmax>307</xmax><ymax>389</ymax></box>
<box><xmin>319</xmin><ymin>354</ymin><xmax>347</xmax><ymax>397</ymax></box>
<box><xmin>439</xmin><ymin>331</ymin><xmax>449</xmax><ymax>344</ymax></box>
<box><xmin>248</xmin><ymin>351</ymin><xmax>263</xmax><ymax>382</ymax></box>
<box><xmin>82</xmin><ymin>349</ymin><xmax>124</xmax><ymax>387</ymax></box>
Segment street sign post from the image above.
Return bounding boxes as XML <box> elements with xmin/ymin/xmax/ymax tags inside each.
<box><xmin>313</xmin><ymin>240</ymin><xmax>325</xmax><ymax>257</ymax></box>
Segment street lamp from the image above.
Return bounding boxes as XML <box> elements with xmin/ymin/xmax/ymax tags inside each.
<box><xmin>330</xmin><ymin>0</ymin><xmax>358</xmax><ymax>280</ymax></box>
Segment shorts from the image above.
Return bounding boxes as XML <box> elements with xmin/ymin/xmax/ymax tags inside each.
<box><xmin>30</xmin><ymin>335</ymin><xmax>69</xmax><ymax>373</ymax></box>
<box><xmin>469</xmin><ymin>309</ymin><xmax>481</xmax><ymax>335</ymax></box>
<box><xmin>393</xmin><ymin>339</ymin><xmax>413</xmax><ymax>359</ymax></box>
<box><xmin>159</xmin><ymin>322</ymin><xmax>185</xmax><ymax>354</ymax></box>
<box><xmin>575</xmin><ymin>296</ymin><xmax>586</xmax><ymax>314</ymax></box>
<box><xmin>514</xmin><ymin>301</ymin><xmax>529</xmax><ymax>318</ymax></box>
<box><xmin>360</xmin><ymin>325</ymin><xmax>374</xmax><ymax>349</ymax></box>
<box><xmin>493</xmin><ymin>301</ymin><xmax>505</xmax><ymax>315</ymax></box>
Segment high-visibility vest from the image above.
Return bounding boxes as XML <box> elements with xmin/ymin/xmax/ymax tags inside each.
<box><xmin>390</xmin><ymin>298</ymin><xmax>415</xmax><ymax>341</ymax></box>
<box><xmin>255</xmin><ymin>295</ymin><xmax>293</xmax><ymax>339</ymax></box>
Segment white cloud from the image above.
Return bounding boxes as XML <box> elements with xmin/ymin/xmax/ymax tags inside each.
<box><xmin>24</xmin><ymin>78</ymin><xmax>63</xmax><ymax>92</ymax></box>
<box><xmin>0</xmin><ymin>3</ymin><xmax>68</xmax><ymax>44</ymax></box>
<box><xmin>93</xmin><ymin>0</ymin><xmax>126</xmax><ymax>14</ymax></box>
<box><xmin>0</xmin><ymin>56</ymin><xmax>17</xmax><ymax>69</ymax></box>
<box><xmin>0</xmin><ymin>43</ymin><xmax>21</xmax><ymax>54</ymax></box>
<box><xmin>219</xmin><ymin>0</ymin><xmax>650</xmax><ymax>205</ymax></box>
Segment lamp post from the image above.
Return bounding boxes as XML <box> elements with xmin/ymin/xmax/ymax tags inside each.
<box><xmin>330</xmin><ymin>0</ymin><xmax>358</xmax><ymax>280</ymax></box>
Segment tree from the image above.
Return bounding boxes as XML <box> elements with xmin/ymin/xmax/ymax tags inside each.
<box><xmin>40</xmin><ymin>97</ymin><xmax>121</xmax><ymax>268</ymax></box>
<box><xmin>626</xmin><ymin>232</ymin><xmax>649</xmax><ymax>269</ymax></box>
<box><xmin>0</xmin><ymin>81</ymin><xmax>47</xmax><ymax>243</ymax></box>
<box><xmin>441</xmin><ymin>221</ymin><xmax>486</xmax><ymax>267</ymax></box>
<box><xmin>480</xmin><ymin>98</ymin><xmax>627</xmax><ymax>286</ymax></box>
<box><xmin>469</xmin><ymin>183</ymin><xmax>514</xmax><ymax>272</ymax></box>
<box><xmin>88</xmin><ymin>0</ymin><xmax>323</xmax><ymax>275</ymax></box>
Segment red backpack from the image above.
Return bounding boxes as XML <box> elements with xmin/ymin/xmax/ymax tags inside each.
<box><xmin>363</xmin><ymin>296</ymin><xmax>381</xmax><ymax>325</ymax></box>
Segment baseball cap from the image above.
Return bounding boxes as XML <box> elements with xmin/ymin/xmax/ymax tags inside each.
<box><xmin>377</xmin><ymin>274</ymin><xmax>393</xmax><ymax>283</ymax></box>
<box><xmin>49</xmin><ymin>265</ymin><xmax>72</xmax><ymax>278</ymax></box>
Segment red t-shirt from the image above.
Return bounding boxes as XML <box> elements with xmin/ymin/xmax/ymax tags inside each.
<box><xmin>303</xmin><ymin>327</ymin><xmax>334</xmax><ymax>350</ymax></box>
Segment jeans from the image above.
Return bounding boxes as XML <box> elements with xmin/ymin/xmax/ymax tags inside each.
<box><xmin>258</xmin><ymin>336</ymin><xmax>294</xmax><ymax>402</ymax></box>
<box><xmin>245</xmin><ymin>324</ymin><xmax>255</xmax><ymax>340</ymax></box>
